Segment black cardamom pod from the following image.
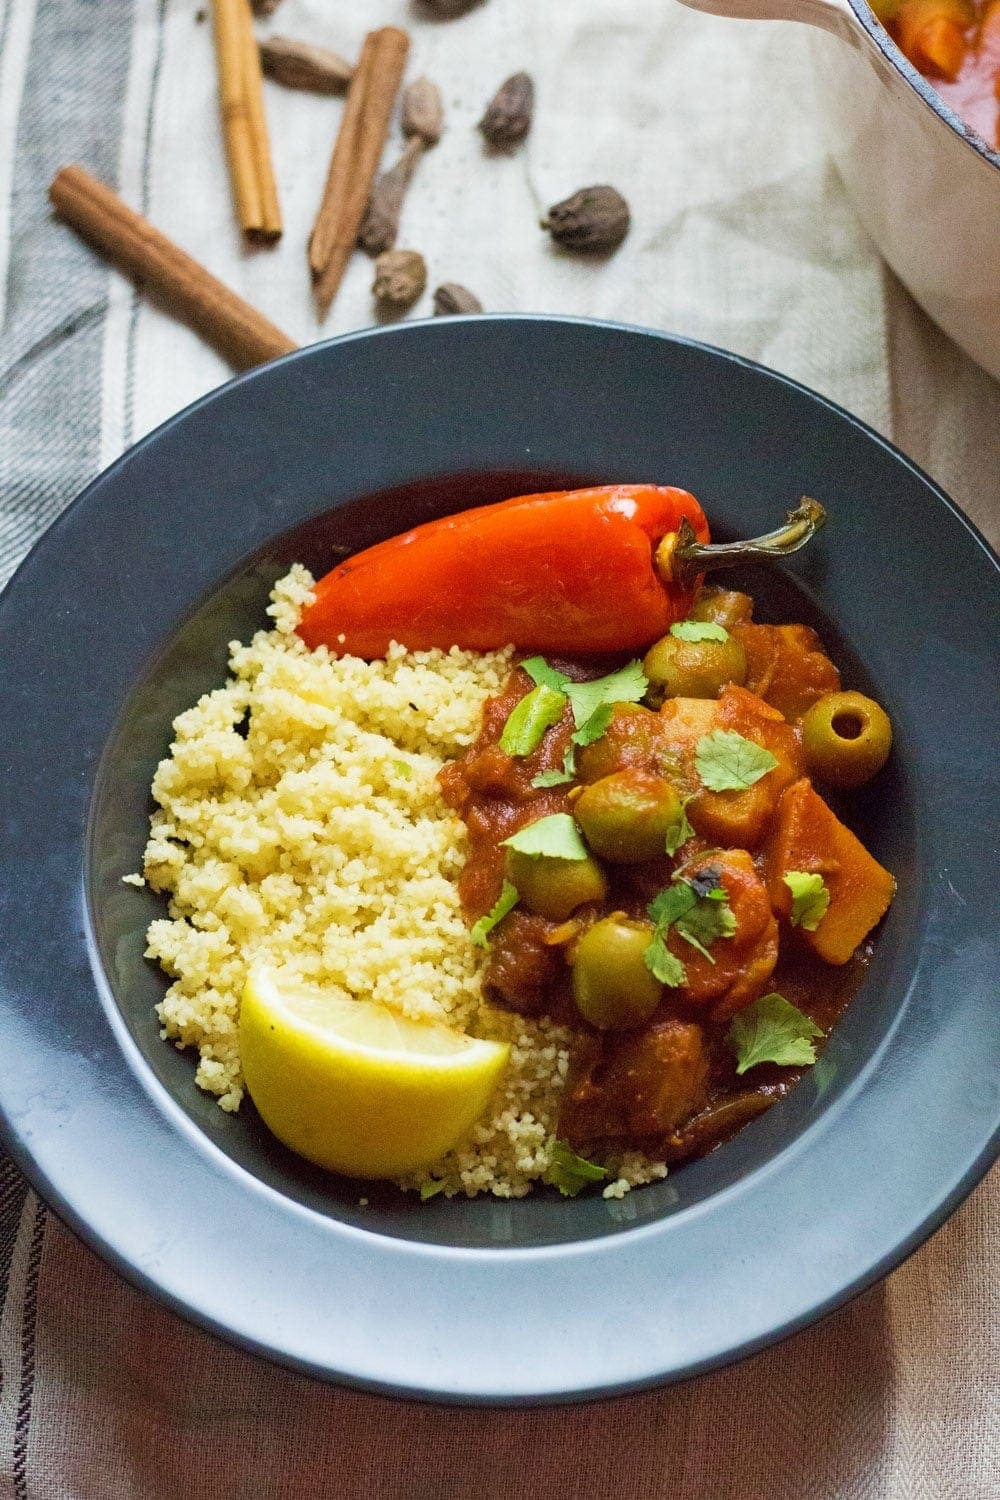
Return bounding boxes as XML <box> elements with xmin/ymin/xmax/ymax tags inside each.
<box><xmin>373</xmin><ymin>249</ymin><xmax>427</xmax><ymax>313</ymax></box>
<box><xmin>478</xmin><ymin>72</ymin><xmax>534</xmax><ymax>149</ymax></box>
<box><xmin>433</xmin><ymin>283</ymin><xmax>484</xmax><ymax>316</ymax></box>
<box><xmin>542</xmin><ymin>185</ymin><xmax>630</xmax><ymax>254</ymax></box>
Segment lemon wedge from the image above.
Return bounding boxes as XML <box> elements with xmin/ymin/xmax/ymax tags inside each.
<box><xmin>239</xmin><ymin>968</ymin><xmax>510</xmax><ymax>1178</ymax></box>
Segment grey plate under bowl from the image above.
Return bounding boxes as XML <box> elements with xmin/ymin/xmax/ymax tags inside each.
<box><xmin>0</xmin><ymin>316</ymin><xmax>997</xmax><ymax>1402</ymax></box>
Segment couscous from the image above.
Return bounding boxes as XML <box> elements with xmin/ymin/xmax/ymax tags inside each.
<box><xmin>140</xmin><ymin>566</ymin><xmax>666</xmax><ymax>1197</ymax></box>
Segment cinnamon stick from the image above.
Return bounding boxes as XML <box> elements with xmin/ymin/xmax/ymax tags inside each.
<box><xmin>49</xmin><ymin>166</ymin><xmax>297</xmax><ymax>370</ymax></box>
<box><xmin>211</xmin><ymin>0</ymin><xmax>282</xmax><ymax>240</ymax></box>
<box><xmin>309</xmin><ymin>26</ymin><xmax>409</xmax><ymax>317</ymax></box>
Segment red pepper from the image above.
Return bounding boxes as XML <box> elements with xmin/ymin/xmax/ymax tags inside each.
<box><xmin>297</xmin><ymin>485</ymin><xmax>711</xmax><ymax>657</ymax></box>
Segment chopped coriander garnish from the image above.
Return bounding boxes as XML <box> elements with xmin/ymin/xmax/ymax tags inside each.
<box><xmin>670</xmin><ymin>620</ymin><xmax>730</xmax><ymax>643</ymax></box>
<box><xmin>571</xmin><ymin>703</ymin><xmax>613</xmax><ymax>748</ymax></box>
<box><xmin>664</xmin><ymin>797</ymin><xmax>695</xmax><ymax>856</ymax></box>
<box><xmin>784</xmin><ymin>871</ymin><xmax>830</xmax><ymax>931</ymax></box>
<box><xmin>564</xmin><ymin>660</ymin><xmax>647</xmax><ymax>731</ymax></box>
<box><xmin>501</xmin><ymin>813</ymin><xmax>589</xmax><ymax>861</ymax></box>
<box><xmin>674</xmin><ymin>885</ymin><xmax>736</xmax><ymax>959</ymax></box>
<box><xmin>728</xmin><ymin>993</ymin><xmax>824</xmax><ymax>1074</ymax></box>
<box><xmin>531</xmin><ymin>746</ymin><xmax>577</xmax><ymax>788</ymax></box>
<box><xmin>499</xmin><ymin>683</ymin><xmax>566</xmax><ymax>757</ymax></box>
<box><xmin>521</xmin><ymin>656</ymin><xmax>570</xmax><ymax>693</ymax></box>
<box><xmin>643</xmin><ymin>931</ymin><xmax>687</xmax><ymax>987</ymax></box>
<box><xmin>644</xmin><ymin>867</ymin><xmax>737</xmax><ymax>982</ymax></box>
<box><xmin>521</xmin><ymin>657</ymin><xmax>648</xmax><ymax>748</ymax></box>
<box><xmin>419</xmin><ymin>1178</ymin><xmax>447</xmax><ymax>1200</ymax></box>
<box><xmin>389</xmin><ymin>758</ymin><xmax>412</xmax><ymax>778</ymax></box>
<box><xmin>544</xmin><ymin>1139</ymin><xmax>608</xmax><ymax>1196</ymax></box>
<box><xmin>695</xmin><ymin>729</ymin><xmax>778</xmax><ymax>792</ymax></box>
<box><xmin>469</xmin><ymin>880</ymin><xmax>520</xmax><ymax>948</ymax></box>
<box><xmin>648</xmin><ymin>881</ymin><xmax>700</xmax><ymax>930</ymax></box>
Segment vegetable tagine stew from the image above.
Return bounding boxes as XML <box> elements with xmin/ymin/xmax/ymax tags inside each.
<box><xmin>140</xmin><ymin>484</ymin><xmax>895</xmax><ymax>1200</ymax></box>
<box><xmin>872</xmin><ymin>0</ymin><xmax>1000</xmax><ymax>147</ymax></box>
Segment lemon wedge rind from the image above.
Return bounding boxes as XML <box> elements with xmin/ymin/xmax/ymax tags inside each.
<box><xmin>239</xmin><ymin>967</ymin><xmax>510</xmax><ymax>1179</ymax></box>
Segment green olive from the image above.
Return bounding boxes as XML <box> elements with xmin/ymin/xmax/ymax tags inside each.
<box><xmin>689</xmin><ymin>587</ymin><xmax>754</xmax><ymax>630</ymax></box>
<box><xmin>505</xmin><ymin>847</ymin><xmax>607</xmax><ymax>922</ymax></box>
<box><xmin>572</xmin><ymin>917</ymin><xmax>663</xmax><ymax>1030</ymax></box>
<box><xmin>575</xmin><ymin>770</ymin><xmax>683</xmax><ymax>863</ymax></box>
<box><xmin>800</xmin><ymin>690</ymin><xmax>892</xmax><ymax>788</ymax></box>
<box><xmin>643</xmin><ymin>633</ymin><xmax>747</xmax><ymax>702</ymax></box>
<box><xmin>576</xmin><ymin>702</ymin><xmax>663</xmax><ymax>783</ymax></box>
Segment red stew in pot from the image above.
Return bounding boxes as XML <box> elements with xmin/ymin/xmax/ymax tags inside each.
<box><xmin>874</xmin><ymin>0</ymin><xmax>1000</xmax><ymax>148</ymax></box>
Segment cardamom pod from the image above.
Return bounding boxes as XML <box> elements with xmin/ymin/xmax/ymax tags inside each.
<box><xmin>259</xmin><ymin>37</ymin><xmax>354</xmax><ymax>94</ymax></box>
<box><xmin>478</xmin><ymin>72</ymin><xmax>533</xmax><ymax>149</ymax></box>
<box><xmin>373</xmin><ymin>249</ymin><xmax>427</xmax><ymax>312</ymax></box>
<box><xmin>359</xmin><ymin>139</ymin><xmax>422</xmax><ymax>256</ymax></box>
<box><xmin>433</xmin><ymin>283</ymin><xmax>484</xmax><ymax>316</ymax></box>
<box><xmin>542</xmin><ymin>185</ymin><xmax>630</xmax><ymax>253</ymax></box>
<box><xmin>403</xmin><ymin>77</ymin><xmax>444</xmax><ymax>148</ymax></box>
<box><xmin>421</xmin><ymin>0</ymin><xmax>481</xmax><ymax>15</ymax></box>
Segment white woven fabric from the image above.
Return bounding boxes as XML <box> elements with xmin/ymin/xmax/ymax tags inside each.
<box><xmin>0</xmin><ymin>1</ymin><xmax>997</xmax><ymax>1495</ymax></box>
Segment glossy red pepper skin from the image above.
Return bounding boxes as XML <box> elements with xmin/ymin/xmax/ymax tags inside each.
<box><xmin>296</xmin><ymin>485</ymin><xmax>710</xmax><ymax>657</ymax></box>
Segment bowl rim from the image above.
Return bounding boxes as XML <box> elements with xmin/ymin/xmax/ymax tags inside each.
<box><xmin>850</xmin><ymin>0</ymin><xmax>1000</xmax><ymax>171</ymax></box>
<box><xmin>0</xmin><ymin>314</ymin><xmax>997</xmax><ymax>1403</ymax></box>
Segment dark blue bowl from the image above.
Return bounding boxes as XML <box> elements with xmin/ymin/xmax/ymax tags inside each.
<box><xmin>0</xmin><ymin>317</ymin><xmax>997</xmax><ymax>1402</ymax></box>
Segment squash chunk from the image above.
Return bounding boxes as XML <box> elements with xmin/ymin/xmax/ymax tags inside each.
<box><xmin>734</xmin><ymin>623</ymin><xmax>841</xmax><ymax>723</ymax></box>
<box><xmin>674</xmin><ymin>686</ymin><xmax>804</xmax><ymax>848</ymax></box>
<box><xmin>674</xmin><ymin>849</ymin><xmax>779</xmax><ymax>1021</ymax></box>
<box><xmin>765</xmin><ymin>779</ymin><xmax>895</xmax><ymax>964</ymax></box>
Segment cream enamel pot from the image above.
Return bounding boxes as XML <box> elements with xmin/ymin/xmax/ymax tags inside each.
<box><xmin>679</xmin><ymin>0</ymin><xmax>1000</xmax><ymax>381</ymax></box>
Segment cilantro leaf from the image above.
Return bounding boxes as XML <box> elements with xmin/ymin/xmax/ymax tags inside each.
<box><xmin>502</xmin><ymin>814</ymin><xmax>589</xmax><ymax>861</ymax></box>
<box><xmin>469</xmin><ymin>880</ymin><xmax>520</xmax><ymax>948</ymax></box>
<box><xmin>564</xmin><ymin>660</ymin><xmax>648</xmax><ymax>731</ymax></box>
<box><xmin>419</xmin><ymin>1178</ymin><xmax>447</xmax><ymax>1200</ymax></box>
<box><xmin>389</xmin><ymin>758</ymin><xmax>412</xmax><ymax>778</ymax></box>
<box><xmin>728</xmin><ymin>993</ymin><xmax>824</xmax><ymax>1075</ymax></box>
<box><xmin>571</xmin><ymin>703</ymin><xmax>613</xmax><ymax>748</ymax></box>
<box><xmin>674</xmin><ymin>894</ymin><xmax>737</xmax><ymax>961</ymax></box>
<box><xmin>664</xmin><ymin>798</ymin><xmax>695</xmax><ymax>856</ymax></box>
<box><xmin>518</xmin><ymin>658</ymin><xmax>647</xmax><ymax>755</ymax></box>
<box><xmin>531</xmin><ymin>746</ymin><xmax>577</xmax><ymax>788</ymax></box>
<box><xmin>695</xmin><ymin>730</ymin><xmax>778</xmax><ymax>792</ymax></box>
<box><xmin>646</xmin><ymin>867</ymin><xmax>736</xmax><ymax>974</ymax></box>
<box><xmin>670</xmin><ymin>620</ymin><xmax>730</xmax><ymax>643</ymax></box>
<box><xmin>643</xmin><ymin>931</ymin><xmax>687</xmax><ymax>987</ymax></box>
<box><xmin>521</xmin><ymin>656</ymin><xmax>571</xmax><ymax>693</ymax></box>
<box><xmin>499</xmin><ymin>683</ymin><xmax>567</xmax><ymax>757</ymax></box>
<box><xmin>544</xmin><ymin>1140</ymin><xmax>608</xmax><ymax>1196</ymax></box>
<box><xmin>784</xmin><ymin>871</ymin><xmax>830</xmax><ymax>931</ymax></box>
<box><xmin>648</xmin><ymin>883</ymin><xmax>696</xmax><ymax>929</ymax></box>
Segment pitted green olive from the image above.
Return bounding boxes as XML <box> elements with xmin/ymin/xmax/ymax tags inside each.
<box><xmin>800</xmin><ymin>690</ymin><xmax>892</xmax><ymax>788</ymax></box>
<box><xmin>505</xmin><ymin>847</ymin><xmax>607</xmax><ymax>922</ymax></box>
<box><xmin>643</xmin><ymin>633</ymin><xmax>747</xmax><ymax>702</ymax></box>
<box><xmin>574</xmin><ymin>770</ymin><xmax>684</xmax><ymax>863</ymax></box>
<box><xmin>572</xmin><ymin>917</ymin><xmax>663</xmax><ymax>1030</ymax></box>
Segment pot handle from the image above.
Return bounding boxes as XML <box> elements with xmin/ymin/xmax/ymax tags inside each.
<box><xmin>677</xmin><ymin>0</ymin><xmax>858</xmax><ymax>40</ymax></box>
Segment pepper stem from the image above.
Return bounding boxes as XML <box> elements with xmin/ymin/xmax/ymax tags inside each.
<box><xmin>656</xmin><ymin>497</ymin><xmax>827</xmax><ymax>590</ymax></box>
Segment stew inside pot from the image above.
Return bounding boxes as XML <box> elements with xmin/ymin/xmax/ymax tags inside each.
<box><xmin>872</xmin><ymin>0</ymin><xmax>1000</xmax><ymax>148</ymax></box>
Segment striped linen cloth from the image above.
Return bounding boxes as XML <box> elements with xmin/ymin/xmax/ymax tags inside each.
<box><xmin>1</xmin><ymin>2</ymin><xmax>997</xmax><ymax>1495</ymax></box>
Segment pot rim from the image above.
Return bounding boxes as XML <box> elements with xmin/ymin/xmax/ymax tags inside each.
<box><xmin>849</xmin><ymin>0</ymin><xmax>1000</xmax><ymax>171</ymax></box>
